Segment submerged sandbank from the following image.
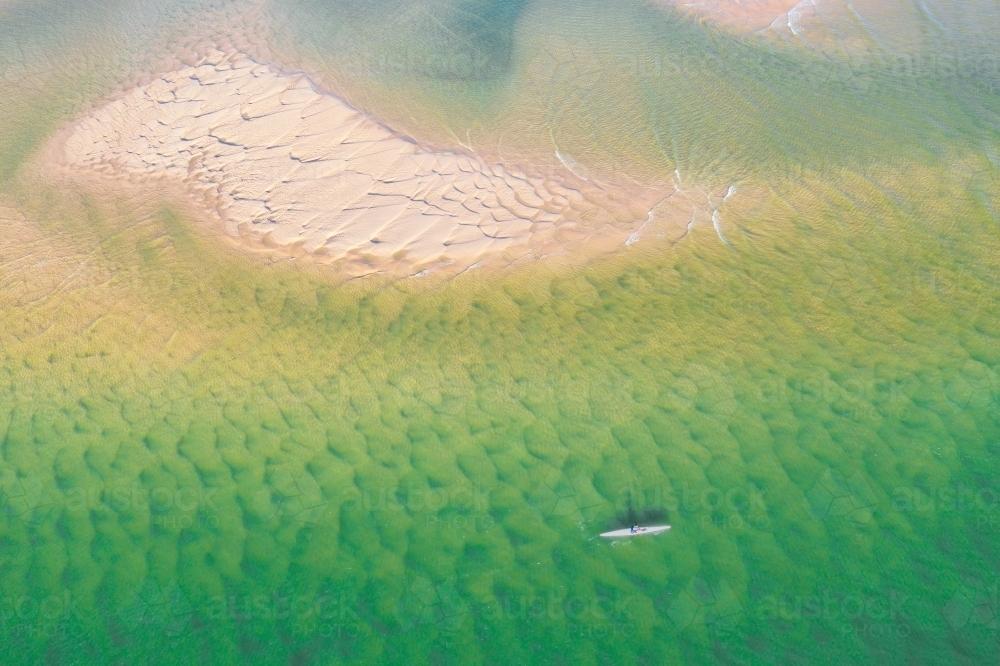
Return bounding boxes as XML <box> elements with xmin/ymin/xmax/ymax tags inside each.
<box><xmin>658</xmin><ymin>0</ymin><xmax>982</xmax><ymax>55</ymax></box>
<box><xmin>56</xmin><ymin>50</ymin><xmax>680</xmax><ymax>277</ymax></box>
<box><xmin>662</xmin><ymin>0</ymin><xmax>813</xmax><ymax>33</ymax></box>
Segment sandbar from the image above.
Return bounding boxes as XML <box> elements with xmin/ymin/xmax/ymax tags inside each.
<box><xmin>57</xmin><ymin>50</ymin><xmax>672</xmax><ymax>276</ymax></box>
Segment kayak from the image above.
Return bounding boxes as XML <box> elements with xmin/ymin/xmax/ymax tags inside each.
<box><xmin>600</xmin><ymin>525</ymin><xmax>671</xmax><ymax>538</ymax></box>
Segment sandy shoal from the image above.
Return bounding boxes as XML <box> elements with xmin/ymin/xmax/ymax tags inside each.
<box><xmin>662</xmin><ymin>0</ymin><xmax>810</xmax><ymax>32</ymax></box>
<box><xmin>660</xmin><ymin>0</ymin><xmax>933</xmax><ymax>53</ymax></box>
<box><xmin>57</xmin><ymin>50</ymin><xmax>682</xmax><ymax>277</ymax></box>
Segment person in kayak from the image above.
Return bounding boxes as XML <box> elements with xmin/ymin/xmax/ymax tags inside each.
<box><xmin>630</xmin><ymin>524</ymin><xmax>640</xmax><ymax>533</ymax></box>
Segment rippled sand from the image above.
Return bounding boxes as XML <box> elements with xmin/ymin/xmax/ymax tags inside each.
<box><xmin>5</xmin><ymin>1</ymin><xmax>1000</xmax><ymax>664</ymax></box>
<box><xmin>58</xmin><ymin>50</ymin><xmax>676</xmax><ymax>276</ymax></box>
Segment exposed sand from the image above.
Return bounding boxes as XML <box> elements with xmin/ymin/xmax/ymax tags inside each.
<box><xmin>57</xmin><ymin>50</ymin><xmax>676</xmax><ymax>277</ymax></box>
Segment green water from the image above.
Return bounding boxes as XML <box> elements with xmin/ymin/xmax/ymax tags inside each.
<box><xmin>1</xmin><ymin>0</ymin><xmax>999</xmax><ymax>664</ymax></box>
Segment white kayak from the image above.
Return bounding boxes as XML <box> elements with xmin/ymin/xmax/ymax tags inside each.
<box><xmin>600</xmin><ymin>525</ymin><xmax>671</xmax><ymax>538</ymax></box>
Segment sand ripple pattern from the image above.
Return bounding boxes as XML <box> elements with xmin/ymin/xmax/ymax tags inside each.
<box><xmin>63</xmin><ymin>51</ymin><xmax>620</xmax><ymax>271</ymax></box>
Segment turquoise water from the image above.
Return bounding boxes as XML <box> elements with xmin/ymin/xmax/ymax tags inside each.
<box><xmin>1</xmin><ymin>0</ymin><xmax>999</xmax><ymax>664</ymax></box>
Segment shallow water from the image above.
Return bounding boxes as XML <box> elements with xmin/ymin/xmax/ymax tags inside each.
<box><xmin>1</xmin><ymin>1</ymin><xmax>999</xmax><ymax>664</ymax></box>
